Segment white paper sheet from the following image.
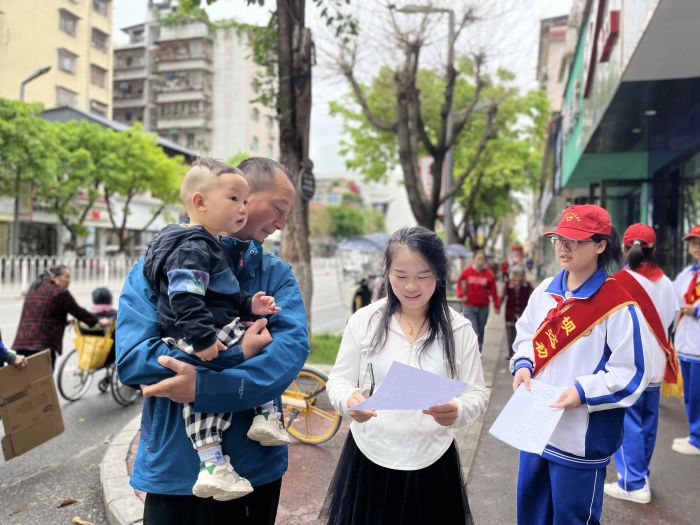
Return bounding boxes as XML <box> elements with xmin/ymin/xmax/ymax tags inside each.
<box><xmin>488</xmin><ymin>379</ymin><xmax>567</xmax><ymax>455</ymax></box>
<box><xmin>352</xmin><ymin>361</ymin><xmax>467</xmax><ymax>411</ymax></box>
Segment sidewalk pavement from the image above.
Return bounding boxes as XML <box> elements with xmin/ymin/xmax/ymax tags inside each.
<box><xmin>99</xmin><ymin>312</ymin><xmax>506</xmax><ymax>525</ymax></box>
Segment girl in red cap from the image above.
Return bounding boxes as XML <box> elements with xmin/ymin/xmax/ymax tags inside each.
<box><xmin>604</xmin><ymin>224</ymin><xmax>680</xmax><ymax>504</ymax></box>
<box><xmin>671</xmin><ymin>224</ymin><xmax>700</xmax><ymax>456</ymax></box>
<box><xmin>510</xmin><ymin>204</ymin><xmax>655</xmax><ymax>525</ymax></box>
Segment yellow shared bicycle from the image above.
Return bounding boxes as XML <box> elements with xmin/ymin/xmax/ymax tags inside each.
<box><xmin>282</xmin><ymin>365</ymin><xmax>342</xmax><ymax>445</ymax></box>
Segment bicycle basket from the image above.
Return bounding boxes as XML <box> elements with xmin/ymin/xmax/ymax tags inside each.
<box><xmin>73</xmin><ymin>320</ymin><xmax>114</xmax><ymax>371</ymax></box>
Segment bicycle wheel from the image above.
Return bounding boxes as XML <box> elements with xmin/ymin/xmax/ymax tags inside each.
<box><xmin>57</xmin><ymin>349</ymin><xmax>94</xmax><ymax>401</ymax></box>
<box><xmin>110</xmin><ymin>364</ymin><xmax>141</xmax><ymax>406</ymax></box>
<box><xmin>282</xmin><ymin>366</ymin><xmax>341</xmax><ymax>445</ymax></box>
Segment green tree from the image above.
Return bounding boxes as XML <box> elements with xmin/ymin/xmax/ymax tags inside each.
<box><xmin>309</xmin><ymin>206</ymin><xmax>331</xmax><ymax>238</ymax></box>
<box><xmin>101</xmin><ymin>125</ymin><xmax>185</xmax><ymax>254</ymax></box>
<box><xmin>327</xmin><ymin>206</ymin><xmax>364</xmax><ymax>240</ymax></box>
<box><xmin>331</xmin><ymin>63</ymin><xmax>548</xmax><ymax>248</ymax></box>
<box><xmin>34</xmin><ymin>120</ymin><xmax>121</xmax><ymax>251</ymax></box>
<box><xmin>0</xmin><ymin>99</ymin><xmax>59</xmax><ymax>253</ymax></box>
<box><xmin>363</xmin><ymin>207</ymin><xmax>385</xmax><ymax>235</ymax></box>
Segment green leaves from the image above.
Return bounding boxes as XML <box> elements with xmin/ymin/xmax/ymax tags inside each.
<box><xmin>0</xmin><ymin>98</ymin><xmax>185</xmax><ymax>251</ymax></box>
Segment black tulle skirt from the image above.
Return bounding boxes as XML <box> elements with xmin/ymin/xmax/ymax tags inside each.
<box><xmin>320</xmin><ymin>432</ymin><xmax>474</xmax><ymax>525</ymax></box>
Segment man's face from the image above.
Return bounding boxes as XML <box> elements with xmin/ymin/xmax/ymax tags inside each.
<box><xmin>235</xmin><ymin>170</ymin><xmax>296</xmax><ymax>242</ymax></box>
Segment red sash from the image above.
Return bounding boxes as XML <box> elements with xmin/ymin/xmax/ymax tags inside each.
<box><xmin>533</xmin><ymin>278</ymin><xmax>636</xmax><ymax>376</ymax></box>
<box><xmin>613</xmin><ymin>270</ymin><xmax>680</xmax><ymax>384</ymax></box>
<box><xmin>683</xmin><ymin>270</ymin><xmax>700</xmax><ymax>305</ymax></box>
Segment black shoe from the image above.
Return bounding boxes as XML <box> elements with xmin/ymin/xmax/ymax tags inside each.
<box><xmin>98</xmin><ymin>377</ymin><xmax>109</xmax><ymax>393</ymax></box>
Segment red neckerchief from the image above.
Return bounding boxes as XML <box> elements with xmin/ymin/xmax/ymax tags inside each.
<box><xmin>683</xmin><ymin>268</ymin><xmax>700</xmax><ymax>305</ymax></box>
<box><xmin>633</xmin><ymin>262</ymin><xmax>664</xmax><ymax>282</ymax></box>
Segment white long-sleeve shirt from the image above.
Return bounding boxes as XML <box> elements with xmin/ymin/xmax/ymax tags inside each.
<box><xmin>327</xmin><ymin>298</ymin><xmax>488</xmax><ymax>471</ymax></box>
<box><xmin>622</xmin><ymin>268</ymin><xmax>679</xmax><ymax>384</ymax></box>
<box><xmin>510</xmin><ymin>267</ymin><xmax>655</xmax><ymax>469</ymax></box>
<box><xmin>673</xmin><ymin>264</ymin><xmax>700</xmax><ymax>361</ymax></box>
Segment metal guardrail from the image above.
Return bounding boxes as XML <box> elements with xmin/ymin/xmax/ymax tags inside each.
<box><xmin>0</xmin><ymin>256</ymin><xmax>140</xmax><ymax>294</ymax></box>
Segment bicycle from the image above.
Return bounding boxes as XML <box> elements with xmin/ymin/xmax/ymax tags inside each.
<box><xmin>57</xmin><ymin>320</ymin><xmax>140</xmax><ymax>407</ymax></box>
<box><xmin>282</xmin><ymin>365</ymin><xmax>342</xmax><ymax>445</ymax></box>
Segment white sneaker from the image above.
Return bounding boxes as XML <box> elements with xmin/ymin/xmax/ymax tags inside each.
<box><xmin>673</xmin><ymin>436</ymin><xmax>690</xmax><ymax>446</ymax></box>
<box><xmin>192</xmin><ymin>455</ymin><xmax>254</xmax><ymax>501</ymax></box>
<box><xmin>671</xmin><ymin>438</ymin><xmax>700</xmax><ymax>456</ymax></box>
<box><xmin>603</xmin><ymin>482</ymin><xmax>651</xmax><ymax>504</ymax></box>
<box><xmin>247</xmin><ymin>411</ymin><xmax>291</xmax><ymax>446</ymax></box>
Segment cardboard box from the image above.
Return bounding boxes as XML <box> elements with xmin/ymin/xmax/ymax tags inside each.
<box><xmin>0</xmin><ymin>350</ymin><xmax>64</xmax><ymax>460</ymax></box>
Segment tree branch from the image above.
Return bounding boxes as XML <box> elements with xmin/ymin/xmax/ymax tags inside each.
<box><xmin>338</xmin><ymin>45</ymin><xmax>398</xmax><ymax>132</ymax></box>
<box><xmin>440</xmin><ymin>104</ymin><xmax>498</xmax><ymax>205</ymax></box>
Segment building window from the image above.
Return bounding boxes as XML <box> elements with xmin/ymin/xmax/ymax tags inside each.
<box><xmin>90</xmin><ymin>99</ymin><xmax>108</xmax><ymax>116</ymax></box>
<box><xmin>125</xmin><ymin>111</ymin><xmax>132</xmax><ymax>122</ymax></box>
<box><xmin>250</xmin><ymin>136</ymin><xmax>259</xmax><ymax>152</ymax></box>
<box><xmin>125</xmin><ymin>56</ymin><xmax>133</xmax><ymax>67</ymax></box>
<box><xmin>267</xmin><ymin>115</ymin><xmax>274</xmax><ymax>130</ymax></box>
<box><xmin>267</xmin><ymin>144</ymin><xmax>273</xmax><ymax>157</ymax></box>
<box><xmin>56</xmin><ymin>86</ymin><xmax>78</xmax><ymax>107</ymax></box>
<box><xmin>57</xmin><ymin>48</ymin><xmax>78</xmax><ymax>74</ymax></box>
<box><xmin>251</xmin><ymin>107</ymin><xmax>260</xmax><ymax>122</ymax></box>
<box><xmin>186</xmin><ymin>133</ymin><xmax>196</xmax><ymax>149</ymax></box>
<box><xmin>91</xmin><ymin>64</ymin><xmax>107</xmax><ymax>87</ymax></box>
<box><xmin>91</xmin><ymin>28</ymin><xmax>109</xmax><ymax>52</ymax></box>
<box><xmin>92</xmin><ymin>0</ymin><xmax>109</xmax><ymax>16</ymax></box>
<box><xmin>59</xmin><ymin>9</ymin><xmax>79</xmax><ymax>36</ymax></box>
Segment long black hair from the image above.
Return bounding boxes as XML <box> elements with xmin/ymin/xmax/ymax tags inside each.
<box><xmin>592</xmin><ymin>227</ymin><xmax>623</xmax><ymax>271</ymax></box>
<box><xmin>368</xmin><ymin>227</ymin><xmax>457</xmax><ymax>378</ymax></box>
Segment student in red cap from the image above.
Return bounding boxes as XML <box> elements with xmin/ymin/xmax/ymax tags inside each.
<box><xmin>604</xmin><ymin>224</ymin><xmax>680</xmax><ymax>504</ymax></box>
<box><xmin>510</xmin><ymin>205</ymin><xmax>655</xmax><ymax>524</ymax></box>
<box><xmin>671</xmin><ymin>224</ymin><xmax>700</xmax><ymax>456</ymax></box>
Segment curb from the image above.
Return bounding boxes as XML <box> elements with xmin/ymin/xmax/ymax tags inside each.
<box><xmin>100</xmin><ymin>413</ymin><xmax>143</xmax><ymax>525</ymax></box>
<box><xmin>100</xmin><ymin>320</ymin><xmax>505</xmax><ymax>525</ymax></box>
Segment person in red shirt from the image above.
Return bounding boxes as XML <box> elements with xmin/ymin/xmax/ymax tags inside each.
<box><xmin>502</xmin><ymin>266</ymin><xmax>533</xmax><ymax>360</ymax></box>
<box><xmin>456</xmin><ymin>251</ymin><xmax>501</xmax><ymax>351</ymax></box>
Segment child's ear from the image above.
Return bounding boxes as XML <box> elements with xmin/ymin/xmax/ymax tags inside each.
<box><xmin>192</xmin><ymin>192</ymin><xmax>206</xmax><ymax>210</ymax></box>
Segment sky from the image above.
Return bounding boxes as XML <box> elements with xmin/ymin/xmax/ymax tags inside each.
<box><xmin>113</xmin><ymin>0</ymin><xmax>573</xmax><ymax>176</ymax></box>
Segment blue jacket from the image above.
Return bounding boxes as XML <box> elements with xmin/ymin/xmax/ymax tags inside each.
<box><xmin>116</xmin><ymin>238</ymin><xmax>309</xmax><ymax>494</ymax></box>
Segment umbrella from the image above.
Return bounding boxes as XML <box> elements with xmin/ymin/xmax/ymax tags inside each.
<box><xmin>337</xmin><ymin>233</ymin><xmax>390</xmax><ymax>253</ymax></box>
<box><xmin>446</xmin><ymin>243</ymin><xmax>472</xmax><ymax>258</ymax></box>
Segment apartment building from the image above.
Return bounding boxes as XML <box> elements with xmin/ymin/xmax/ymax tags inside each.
<box><xmin>0</xmin><ymin>0</ymin><xmax>113</xmax><ymax>116</ymax></box>
<box><xmin>112</xmin><ymin>7</ymin><xmax>277</xmax><ymax>158</ymax></box>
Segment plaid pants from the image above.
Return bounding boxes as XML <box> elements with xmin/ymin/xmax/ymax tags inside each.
<box><xmin>163</xmin><ymin>318</ymin><xmax>246</xmax><ymax>449</ymax></box>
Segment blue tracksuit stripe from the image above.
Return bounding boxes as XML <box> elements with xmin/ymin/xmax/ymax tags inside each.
<box><xmin>587</xmin><ymin>305</ymin><xmax>645</xmax><ymax>406</ymax></box>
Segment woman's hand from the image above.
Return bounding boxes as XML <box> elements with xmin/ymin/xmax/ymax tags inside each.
<box><xmin>550</xmin><ymin>386</ymin><xmax>582</xmax><ymax>409</ymax></box>
<box><xmin>347</xmin><ymin>391</ymin><xmax>377</xmax><ymax>423</ymax></box>
<box><xmin>512</xmin><ymin>367</ymin><xmax>532</xmax><ymax>392</ymax></box>
<box><xmin>423</xmin><ymin>400</ymin><xmax>459</xmax><ymax>426</ymax></box>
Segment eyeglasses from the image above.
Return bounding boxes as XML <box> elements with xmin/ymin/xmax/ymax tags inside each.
<box><xmin>549</xmin><ymin>235</ymin><xmax>595</xmax><ymax>252</ymax></box>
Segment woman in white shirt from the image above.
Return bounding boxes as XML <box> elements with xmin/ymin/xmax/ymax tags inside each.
<box><xmin>322</xmin><ymin>226</ymin><xmax>488</xmax><ymax>525</ymax></box>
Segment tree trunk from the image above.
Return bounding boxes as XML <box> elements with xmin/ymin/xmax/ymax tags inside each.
<box><xmin>277</xmin><ymin>0</ymin><xmax>314</xmax><ymax>330</ymax></box>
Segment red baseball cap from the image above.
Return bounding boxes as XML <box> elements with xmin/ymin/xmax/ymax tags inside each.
<box><xmin>543</xmin><ymin>204</ymin><xmax>612</xmax><ymax>241</ymax></box>
<box><xmin>683</xmin><ymin>224</ymin><xmax>700</xmax><ymax>241</ymax></box>
<box><xmin>623</xmin><ymin>224</ymin><xmax>656</xmax><ymax>247</ymax></box>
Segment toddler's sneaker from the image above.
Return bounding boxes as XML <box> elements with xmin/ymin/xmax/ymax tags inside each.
<box><xmin>603</xmin><ymin>481</ymin><xmax>651</xmax><ymax>504</ymax></box>
<box><xmin>192</xmin><ymin>455</ymin><xmax>253</xmax><ymax>501</ymax></box>
<box><xmin>247</xmin><ymin>411</ymin><xmax>291</xmax><ymax>446</ymax></box>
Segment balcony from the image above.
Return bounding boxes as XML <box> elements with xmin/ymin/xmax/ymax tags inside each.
<box><xmin>158</xmin><ymin>22</ymin><xmax>210</xmax><ymax>42</ymax></box>
<box><xmin>156</xmin><ymin>116</ymin><xmax>211</xmax><ymax>131</ymax></box>
<box><xmin>156</xmin><ymin>90</ymin><xmax>210</xmax><ymax>103</ymax></box>
<box><xmin>114</xmin><ymin>68</ymin><xmax>148</xmax><ymax>81</ymax></box>
<box><xmin>113</xmin><ymin>97</ymin><xmax>146</xmax><ymax>109</ymax></box>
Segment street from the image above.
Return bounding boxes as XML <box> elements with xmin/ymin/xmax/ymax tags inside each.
<box><xmin>0</xmin><ymin>264</ymin><xmax>349</xmax><ymax>524</ymax></box>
